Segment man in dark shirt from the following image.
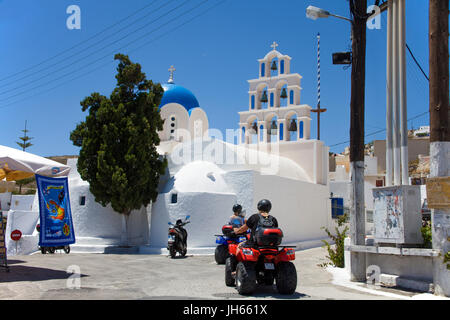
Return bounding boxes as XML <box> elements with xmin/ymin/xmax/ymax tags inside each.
<box><xmin>233</xmin><ymin>199</ymin><xmax>278</xmax><ymax>247</ymax></box>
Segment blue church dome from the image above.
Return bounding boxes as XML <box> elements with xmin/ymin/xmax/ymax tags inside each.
<box><xmin>159</xmin><ymin>83</ymin><xmax>200</xmax><ymax>111</ymax></box>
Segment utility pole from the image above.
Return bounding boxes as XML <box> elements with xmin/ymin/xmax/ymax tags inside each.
<box><xmin>429</xmin><ymin>0</ymin><xmax>450</xmax><ymax>297</ymax></box>
<box><xmin>348</xmin><ymin>0</ymin><xmax>368</xmax><ymax>282</ymax></box>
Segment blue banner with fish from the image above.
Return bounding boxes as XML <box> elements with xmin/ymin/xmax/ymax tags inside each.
<box><xmin>36</xmin><ymin>174</ymin><xmax>75</xmax><ymax>246</ymax></box>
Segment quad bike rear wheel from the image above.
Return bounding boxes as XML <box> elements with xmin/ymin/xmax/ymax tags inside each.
<box><xmin>275</xmin><ymin>261</ymin><xmax>297</xmax><ymax>294</ymax></box>
<box><xmin>236</xmin><ymin>262</ymin><xmax>256</xmax><ymax>295</ymax></box>
<box><xmin>225</xmin><ymin>256</ymin><xmax>236</xmax><ymax>287</ymax></box>
<box><xmin>215</xmin><ymin>245</ymin><xmax>228</xmax><ymax>264</ymax></box>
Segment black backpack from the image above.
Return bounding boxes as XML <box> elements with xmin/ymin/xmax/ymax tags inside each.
<box><xmin>253</xmin><ymin>215</ymin><xmax>282</xmax><ymax>246</ymax></box>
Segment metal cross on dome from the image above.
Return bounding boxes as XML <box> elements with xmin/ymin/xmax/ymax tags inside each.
<box><xmin>168</xmin><ymin>65</ymin><xmax>176</xmax><ymax>83</ymax></box>
<box><xmin>271</xmin><ymin>41</ymin><xmax>279</xmax><ymax>51</ymax></box>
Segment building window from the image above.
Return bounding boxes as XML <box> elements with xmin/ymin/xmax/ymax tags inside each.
<box><xmin>171</xmin><ymin>193</ymin><xmax>178</xmax><ymax>204</ymax></box>
<box><xmin>280</xmin><ymin>60</ymin><xmax>285</xmax><ymax>74</ymax></box>
<box><xmin>270</xmin><ymin>92</ymin><xmax>274</xmax><ymax>107</ymax></box>
<box><xmin>261</xmin><ymin>63</ymin><xmax>265</xmax><ymax>77</ymax></box>
<box><xmin>289</xmin><ymin>90</ymin><xmax>294</xmax><ymax>105</ymax></box>
<box><xmin>299</xmin><ymin>121</ymin><xmax>304</xmax><ymax>139</ymax></box>
<box><xmin>251</xmin><ymin>95</ymin><xmax>255</xmax><ymax>109</ymax></box>
<box><xmin>79</xmin><ymin>196</ymin><xmax>86</xmax><ymax>206</ymax></box>
<box><xmin>376</xmin><ymin>179</ymin><xmax>384</xmax><ymax>187</ymax></box>
<box><xmin>280</xmin><ymin>123</ymin><xmax>284</xmax><ymax>141</ymax></box>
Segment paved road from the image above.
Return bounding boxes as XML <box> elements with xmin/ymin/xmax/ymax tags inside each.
<box><xmin>0</xmin><ymin>247</ymin><xmax>406</xmax><ymax>300</ymax></box>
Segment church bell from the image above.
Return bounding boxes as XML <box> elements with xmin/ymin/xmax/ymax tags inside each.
<box><xmin>280</xmin><ymin>87</ymin><xmax>287</xmax><ymax>99</ymax></box>
<box><xmin>251</xmin><ymin>122</ymin><xmax>258</xmax><ymax>134</ymax></box>
<box><xmin>260</xmin><ymin>91</ymin><xmax>268</xmax><ymax>103</ymax></box>
<box><xmin>268</xmin><ymin>120</ymin><xmax>278</xmax><ymax>134</ymax></box>
<box><xmin>271</xmin><ymin>60</ymin><xmax>277</xmax><ymax>71</ymax></box>
<box><xmin>288</xmin><ymin>119</ymin><xmax>297</xmax><ymax>132</ymax></box>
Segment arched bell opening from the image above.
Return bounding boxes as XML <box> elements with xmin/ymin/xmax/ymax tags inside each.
<box><xmin>260</xmin><ymin>87</ymin><xmax>269</xmax><ymax>109</ymax></box>
<box><xmin>286</xmin><ymin>113</ymin><xmax>298</xmax><ymax>142</ymax></box>
<box><xmin>280</xmin><ymin>84</ymin><xmax>288</xmax><ymax>107</ymax></box>
<box><xmin>270</xmin><ymin>57</ymin><xmax>279</xmax><ymax>77</ymax></box>
<box><xmin>266</xmin><ymin>115</ymin><xmax>278</xmax><ymax>143</ymax></box>
<box><xmin>248</xmin><ymin>118</ymin><xmax>259</xmax><ymax>144</ymax></box>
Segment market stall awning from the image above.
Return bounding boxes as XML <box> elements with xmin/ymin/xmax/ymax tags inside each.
<box><xmin>0</xmin><ymin>145</ymin><xmax>70</xmax><ymax>181</ymax></box>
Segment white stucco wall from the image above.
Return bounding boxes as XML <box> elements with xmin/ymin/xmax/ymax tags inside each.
<box><xmin>67</xmin><ymin>158</ymin><xmax>149</xmax><ymax>247</ymax></box>
<box><xmin>252</xmin><ymin>172</ymin><xmax>334</xmax><ymax>244</ymax></box>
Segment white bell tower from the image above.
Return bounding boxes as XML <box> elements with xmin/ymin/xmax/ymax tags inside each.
<box><xmin>238</xmin><ymin>42</ymin><xmax>312</xmax><ymax>145</ymax></box>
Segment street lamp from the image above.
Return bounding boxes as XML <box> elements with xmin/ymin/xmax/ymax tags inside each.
<box><xmin>306</xmin><ymin>5</ymin><xmax>352</xmax><ymax>22</ymax></box>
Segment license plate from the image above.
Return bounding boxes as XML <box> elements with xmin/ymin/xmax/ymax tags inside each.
<box><xmin>264</xmin><ymin>263</ymin><xmax>275</xmax><ymax>270</ymax></box>
<box><xmin>168</xmin><ymin>235</ymin><xmax>175</xmax><ymax>243</ymax></box>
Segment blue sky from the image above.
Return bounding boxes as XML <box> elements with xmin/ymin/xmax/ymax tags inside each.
<box><xmin>0</xmin><ymin>0</ymin><xmax>430</xmax><ymax>157</ymax></box>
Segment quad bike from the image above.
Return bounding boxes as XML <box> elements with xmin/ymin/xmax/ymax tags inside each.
<box><xmin>214</xmin><ymin>224</ymin><xmax>249</xmax><ymax>264</ymax></box>
<box><xmin>167</xmin><ymin>215</ymin><xmax>190</xmax><ymax>258</ymax></box>
<box><xmin>225</xmin><ymin>227</ymin><xmax>297</xmax><ymax>295</ymax></box>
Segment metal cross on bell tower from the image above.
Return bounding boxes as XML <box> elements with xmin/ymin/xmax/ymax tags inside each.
<box><xmin>271</xmin><ymin>41</ymin><xmax>279</xmax><ymax>51</ymax></box>
<box><xmin>168</xmin><ymin>65</ymin><xmax>176</xmax><ymax>83</ymax></box>
<box><xmin>311</xmin><ymin>33</ymin><xmax>327</xmax><ymax>140</ymax></box>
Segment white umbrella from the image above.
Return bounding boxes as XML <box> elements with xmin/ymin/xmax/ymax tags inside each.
<box><xmin>0</xmin><ymin>145</ymin><xmax>70</xmax><ymax>181</ymax></box>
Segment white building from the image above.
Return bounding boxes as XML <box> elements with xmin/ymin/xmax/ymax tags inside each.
<box><xmin>5</xmin><ymin>44</ymin><xmax>337</xmax><ymax>255</ymax></box>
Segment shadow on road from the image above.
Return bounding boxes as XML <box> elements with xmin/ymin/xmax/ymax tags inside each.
<box><xmin>0</xmin><ymin>265</ymin><xmax>89</xmax><ymax>283</ymax></box>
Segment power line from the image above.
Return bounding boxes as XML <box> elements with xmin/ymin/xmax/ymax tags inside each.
<box><xmin>0</xmin><ymin>0</ymin><xmax>190</xmax><ymax>98</ymax></box>
<box><xmin>0</xmin><ymin>0</ymin><xmax>210</xmax><ymax>103</ymax></box>
<box><xmin>0</xmin><ymin>0</ymin><xmax>176</xmax><ymax>90</ymax></box>
<box><xmin>0</xmin><ymin>0</ymin><xmax>160</xmax><ymax>83</ymax></box>
<box><xmin>0</xmin><ymin>0</ymin><xmax>227</xmax><ymax>110</ymax></box>
<box><xmin>329</xmin><ymin>111</ymin><xmax>429</xmax><ymax>148</ymax></box>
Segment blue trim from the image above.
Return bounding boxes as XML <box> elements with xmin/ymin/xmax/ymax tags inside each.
<box><xmin>280</xmin><ymin>60</ymin><xmax>285</xmax><ymax>74</ymax></box>
<box><xmin>260</xmin><ymin>125</ymin><xmax>264</xmax><ymax>141</ymax></box>
<box><xmin>280</xmin><ymin>123</ymin><xmax>284</xmax><ymax>141</ymax></box>
<box><xmin>299</xmin><ymin>121</ymin><xmax>304</xmax><ymax>139</ymax></box>
<box><xmin>270</xmin><ymin>92</ymin><xmax>274</xmax><ymax>107</ymax></box>
<box><xmin>251</xmin><ymin>95</ymin><xmax>255</xmax><ymax>109</ymax></box>
<box><xmin>261</xmin><ymin>63</ymin><xmax>265</xmax><ymax>77</ymax></box>
<box><xmin>289</xmin><ymin>90</ymin><xmax>294</xmax><ymax>105</ymax></box>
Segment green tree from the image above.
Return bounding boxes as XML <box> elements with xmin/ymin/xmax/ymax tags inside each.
<box><xmin>70</xmin><ymin>53</ymin><xmax>167</xmax><ymax>245</ymax></box>
<box><xmin>16</xmin><ymin>120</ymin><xmax>33</xmax><ymax>151</ymax></box>
<box><xmin>16</xmin><ymin>120</ymin><xmax>34</xmax><ymax>193</ymax></box>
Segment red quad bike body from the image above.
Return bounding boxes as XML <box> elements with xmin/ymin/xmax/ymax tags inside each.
<box><xmin>224</xmin><ymin>228</ymin><xmax>298</xmax><ymax>295</ymax></box>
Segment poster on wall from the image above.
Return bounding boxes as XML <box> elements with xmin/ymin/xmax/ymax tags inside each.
<box><xmin>36</xmin><ymin>174</ymin><xmax>75</xmax><ymax>247</ymax></box>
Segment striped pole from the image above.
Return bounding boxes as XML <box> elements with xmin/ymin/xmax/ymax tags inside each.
<box><xmin>317</xmin><ymin>32</ymin><xmax>321</xmax><ymax>109</ymax></box>
<box><xmin>311</xmin><ymin>32</ymin><xmax>327</xmax><ymax>140</ymax></box>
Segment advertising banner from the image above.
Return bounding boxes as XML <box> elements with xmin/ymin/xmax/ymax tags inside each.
<box><xmin>36</xmin><ymin>174</ymin><xmax>75</xmax><ymax>247</ymax></box>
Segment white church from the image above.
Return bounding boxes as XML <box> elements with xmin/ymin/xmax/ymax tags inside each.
<box><xmin>5</xmin><ymin>44</ymin><xmax>336</xmax><ymax>255</ymax></box>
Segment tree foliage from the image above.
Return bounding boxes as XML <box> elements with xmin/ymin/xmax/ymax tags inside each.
<box><xmin>70</xmin><ymin>53</ymin><xmax>167</xmax><ymax>216</ymax></box>
<box><xmin>16</xmin><ymin>120</ymin><xmax>33</xmax><ymax>151</ymax></box>
<box><xmin>318</xmin><ymin>214</ymin><xmax>349</xmax><ymax>268</ymax></box>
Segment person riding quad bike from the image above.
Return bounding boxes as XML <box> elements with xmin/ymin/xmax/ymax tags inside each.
<box><xmin>229</xmin><ymin>204</ymin><xmax>247</xmax><ymax>228</ymax></box>
<box><xmin>226</xmin><ymin>199</ymin><xmax>297</xmax><ymax>295</ymax></box>
<box><xmin>214</xmin><ymin>204</ymin><xmax>248</xmax><ymax>264</ymax></box>
<box><xmin>233</xmin><ymin>199</ymin><xmax>278</xmax><ymax>247</ymax></box>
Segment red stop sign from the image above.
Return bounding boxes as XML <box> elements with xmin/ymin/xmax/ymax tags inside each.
<box><xmin>11</xmin><ymin>230</ymin><xmax>22</xmax><ymax>241</ymax></box>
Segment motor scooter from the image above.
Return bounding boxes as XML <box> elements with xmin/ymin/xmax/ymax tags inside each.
<box><xmin>167</xmin><ymin>215</ymin><xmax>190</xmax><ymax>258</ymax></box>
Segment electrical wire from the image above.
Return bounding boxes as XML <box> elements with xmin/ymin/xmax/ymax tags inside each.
<box><xmin>0</xmin><ymin>0</ymin><xmax>160</xmax><ymax>83</ymax></box>
<box><xmin>0</xmin><ymin>0</ymin><xmax>227</xmax><ymax>110</ymax></box>
<box><xmin>0</xmin><ymin>0</ymin><xmax>212</xmax><ymax>103</ymax></box>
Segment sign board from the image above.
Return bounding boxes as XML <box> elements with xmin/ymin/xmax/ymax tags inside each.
<box><xmin>36</xmin><ymin>174</ymin><xmax>75</xmax><ymax>247</ymax></box>
<box><xmin>373</xmin><ymin>185</ymin><xmax>423</xmax><ymax>245</ymax></box>
<box><xmin>331</xmin><ymin>198</ymin><xmax>344</xmax><ymax>218</ymax></box>
<box><xmin>426</xmin><ymin>176</ymin><xmax>450</xmax><ymax>209</ymax></box>
<box><xmin>0</xmin><ymin>210</ymin><xmax>8</xmax><ymax>271</ymax></box>
<box><xmin>10</xmin><ymin>229</ymin><xmax>22</xmax><ymax>241</ymax></box>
